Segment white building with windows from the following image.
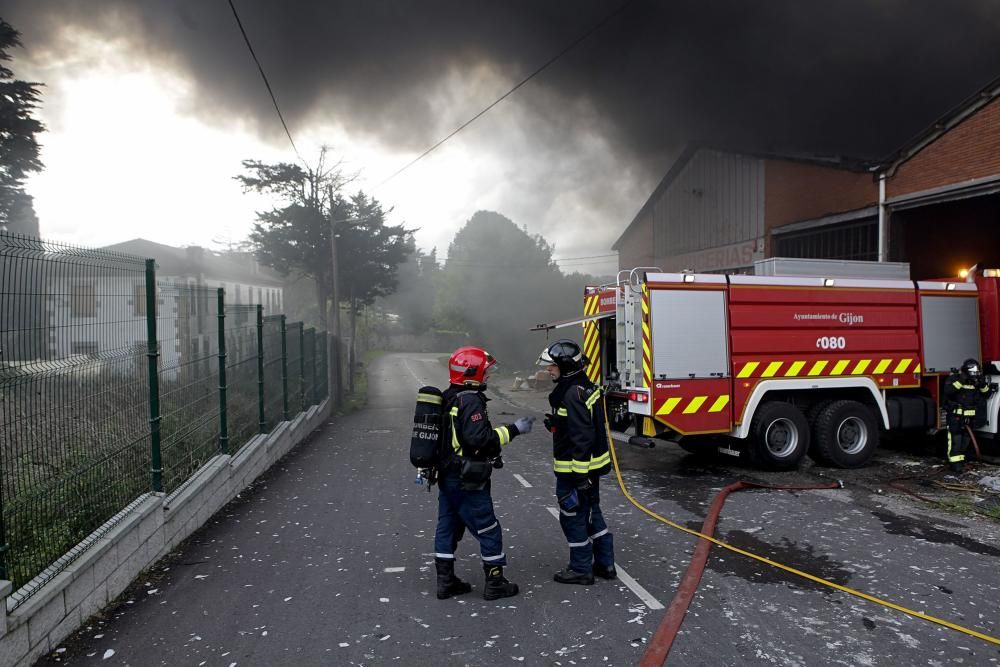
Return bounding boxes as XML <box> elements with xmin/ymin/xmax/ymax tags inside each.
<box><xmin>43</xmin><ymin>239</ymin><xmax>284</xmax><ymax>378</ymax></box>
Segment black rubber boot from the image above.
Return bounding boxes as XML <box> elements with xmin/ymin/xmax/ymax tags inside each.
<box><xmin>435</xmin><ymin>558</ymin><xmax>472</xmax><ymax>600</ymax></box>
<box><xmin>554</xmin><ymin>567</ymin><xmax>595</xmax><ymax>585</ymax></box>
<box><xmin>483</xmin><ymin>564</ymin><xmax>519</xmax><ymax>600</ymax></box>
<box><xmin>593</xmin><ymin>563</ymin><xmax>617</xmax><ymax>580</ymax></box>
<box><xmin>949</xmin><ymin>461</ymin><xmax>965</xmax><ymax>474</ymax></box>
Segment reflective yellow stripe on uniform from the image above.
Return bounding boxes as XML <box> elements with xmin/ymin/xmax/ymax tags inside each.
<box><xmin>417</xmin><ymin>393</ymin><xmax>442</xmax><ymax>404</ymax></box>
<box><xmin>556</xmin><ymin>408</ymin><xmax>569</xmax><ymax>416</ymax></box>
<box><xmin>584</xmin><ymin>390</ymin><xmax>601</xmax><ymax>410</ymax></box>
<box><xmin>449</xmin><ymin>406</ymin><xmax>461</xmax><ymax>454</ymax></box>
<box><xmin>588</xmin><ymin>452</ymin><xmax>610</xmax><ymax>470</ymax></box>
<box><xmin>553</xmin><ymin>459</ymin><xmax>574</xmax><ymax>473</ymax></box>
<box><xmin>495</xmin><ymin>426</ymin><xmax>511</xmax><ymax>446</ymax></box>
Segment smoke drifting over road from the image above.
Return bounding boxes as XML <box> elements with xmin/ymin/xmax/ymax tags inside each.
<box><xmin>5</xmin><ymin>1</ymin><xmax>1000</xmax><ymax>255</ymax></box>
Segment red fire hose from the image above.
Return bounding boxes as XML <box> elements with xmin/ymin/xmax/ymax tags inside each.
<box><xmin>638</xmin><ymin>479</ymin><xmax>843</xmax><ymax>667</ymax></box>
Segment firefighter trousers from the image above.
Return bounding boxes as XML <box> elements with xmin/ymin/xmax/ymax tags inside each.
<box><xmin>434</xmin><ymin>476</ymin><xmax>506</xmax><ymax>566</ymax></box>
<box><xmin>555</xmin><ymin>476</ymin><xmax>614</xmax><ymax>574</ymax></box>
<box><xmin>947</xmin><ymin>421</ymin><xmax>970</xmax><ymax>464</ymax></box>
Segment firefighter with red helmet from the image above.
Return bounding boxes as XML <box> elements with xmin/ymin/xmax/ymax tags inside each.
<box><xmin>434</xmin><ymin>346</ymin><xmax>534</xmax><ymax>600</ymax></box>
<box><xmin>942</xmin><ymin>358</ymin><xmax>995</xmax><ymax>473</ymax></box>
<box><xmin>537</xmin><ymin>339</ymin><xmax>616</xmax><ymax>585</ymax></box>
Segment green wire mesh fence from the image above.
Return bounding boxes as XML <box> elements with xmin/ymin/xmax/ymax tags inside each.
<box><xmin>0</xmin><ymin>232</ymin><xmax>328</xmax><ymax>608</ymax></box>
<box><xmin>225</xmin><ymin>304</ymin><xmax>260</xmax><ymax>454</ymax></box>
<box><xmin>157</xmin><ymin>282</ymin><xmax>221</xmax><ymax>495</ymax></box>
<box><xmin>261</xmin><ymin>315</ymin><xmax>285</xmax><ymax>430</ymax></box>
<box><xmin>285</xmin><ymin>321</ymin><xmax>304</xmax><ymax>418</ymax></box>
<box><xmin>0</xmin><ymin>233</ymin><xmax>151</xmax><ymax>606</ymax></box>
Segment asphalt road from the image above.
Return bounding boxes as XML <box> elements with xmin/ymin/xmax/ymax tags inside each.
<box><xmin>42</xmin><ymin>353</ymin><xmax>1000</xmax><ymax>666</ymax></box>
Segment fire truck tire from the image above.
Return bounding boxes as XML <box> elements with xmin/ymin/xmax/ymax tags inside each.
<box><xmin>805</xmin><ymin>400</ymin><xmax>834</xmax><ymax>457</ymax></box>
<box><xmin>811</xmin><ymin>400</ymin><xmax>879</xmax><ymax>468</ymax></box>
<box><xmin>748</xmin><ymin>402</ymin><xmax>809</xmax><ymax>470</ymax></box>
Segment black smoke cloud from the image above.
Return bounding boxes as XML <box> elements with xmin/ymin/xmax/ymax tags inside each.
<box><xmin>4</xmin><ymin>0</ymin><xmax>1000</xmax><ymax>255</ymax></box>
<box><xmin>7</xmin><ymin>1</ymin><xmax>1000</xmax><ymax>159</ymax></box>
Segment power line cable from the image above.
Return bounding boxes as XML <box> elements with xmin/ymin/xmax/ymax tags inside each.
<box><xmin>227</xmin><ymin>0</ymin><xmax>306</xmax><ymax>167</ymax></box>
<box><xmin>378</xmin><ymin>0</ymin><xmax>635</xmax><ymax>187</ymax></box>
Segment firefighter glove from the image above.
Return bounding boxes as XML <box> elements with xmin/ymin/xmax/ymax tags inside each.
<box><xmin>543</xmin><ymin>414</ymin><xmax>555</xmax><ymax>433</ymax></box>
<box><xmin>514</xmin><ymin>416</ymin><xmax>535</xmax><ymax>435</ymax></box>
<box><xmin>574</xmin><ymin>475</ymin><xmax>593</xmax><ymax>493</ymax></box>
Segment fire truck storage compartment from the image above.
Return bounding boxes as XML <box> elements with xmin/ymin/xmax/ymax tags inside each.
<box><xmin>649</xmin><ymin>287</ymin><xmax>729</xmax><ymax>379</ymax></box>
<box><xmin>885</xmin><ymin>394</ymin><xmax>937</xmax><ymax>430</ymax></box>
<box><xmin>918</xmin><ymin>286</ymin><xmax>980</xmax><ymax>374</ymax></box>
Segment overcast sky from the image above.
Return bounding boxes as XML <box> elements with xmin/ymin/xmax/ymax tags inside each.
<box><xmin>5</xmin><ymin>1</ymin><xmax>1000</xmax><ymax>274</ymax></box>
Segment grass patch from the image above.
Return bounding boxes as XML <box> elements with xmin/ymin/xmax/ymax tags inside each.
<box><xmin>337</xmin><ymin>350</ymin><xmax>384</xmax><ymax>415</ymax></box>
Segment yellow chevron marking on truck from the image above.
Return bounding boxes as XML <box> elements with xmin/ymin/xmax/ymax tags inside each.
<box><xmin>761</xmin><ymin>361</ymin><xmax>783</xmax><ymax>378</ymax></box>
<box><xmin>737</xmin><ymin>362</ymin><xmax>759</xmax><ymax>378</ymax></box>
<box><xmin>657</xmin><ymin>397</ymin><xmax>682</xmax><ymax>416</ymax></box>
<box><xmin>785</xmin><ymin>361</ymin><xmax>806</xmax><ymax>376</ymax></box>
<box><xmin>851</xmin><ymin>359</ymin><xmax>871</xmax><ymax>375</ymax></box>
<box><xmin>683</xmin><ymin>396</ymin><xmax>708</xmax><ymax>414</ymax></box>
<box><xmin>808</xmin><ymin>360</ymin><xmax>828</xmax><ymax>376</ymax></box>
<box><xmin>708</xmin><ymin>395</ymin><xmax>730</xmax><ymax>413</ymax></box>
<box><xmin>914</xmin><ymin>363</ymin><xmax>921</xmax><ymax>373</ymax></box>
<box><xmin>894</xmin><ymin>358</ymin><xmax>912</xmax><ymax>374</ymax></box>
<box><xmin>831</xmin><ymin>360</ymin><xmax>851</xmax><ymax>376</ymax></box>
<box><xmin>873</xmin><ymin>359</ymin><xmax>892</xmax><ymax>375</ymax></box>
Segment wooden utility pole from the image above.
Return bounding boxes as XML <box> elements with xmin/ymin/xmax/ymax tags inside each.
<box><xmin>328</xmin><ymin>186</ymin><xmax>343</xmax><ymax>407</ymax></box>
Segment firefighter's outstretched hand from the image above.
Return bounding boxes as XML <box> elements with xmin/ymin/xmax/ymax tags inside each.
<box><xmin>514</xmin><ymin>416</ymin><xmax>536</xmax><ymax>435</ymax></box>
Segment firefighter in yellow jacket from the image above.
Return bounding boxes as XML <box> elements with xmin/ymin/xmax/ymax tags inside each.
<box><xmin>537</xmin><ymin>339</ymin><xmax>616</xmax><ymax>585</ymax></box>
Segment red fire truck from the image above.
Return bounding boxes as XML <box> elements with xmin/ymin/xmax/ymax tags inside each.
<box><xmin>534</xmin><ymin>260</ymin><xmax>1000</xmax><ymax>469</ymax></box>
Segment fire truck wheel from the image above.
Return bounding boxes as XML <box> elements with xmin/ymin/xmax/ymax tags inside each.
<box><xmin>811</xmin><ymin>400</ymin><xmax>879</xmax><ymax>468</ymax></box>
<box><xmin>748</xmin><ymin>402</ymin><xmax>809</xmax><ymax>470</ymax></box>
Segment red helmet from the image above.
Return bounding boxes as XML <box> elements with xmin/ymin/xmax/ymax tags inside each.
<box><xmin>448</xmin><ymin>346</ymin><xmax>497</xmax><ymax>387</ymax></box>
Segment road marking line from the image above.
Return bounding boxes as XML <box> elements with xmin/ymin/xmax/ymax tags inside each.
<box><xmin>401</xmin><ymin>359</ymin><xmax>425</xmax><ymax>385</ymax></box>
<box><xmin>384</xmin><ymin>567</ymin><xmax>405</xmax><ymax>573</ymax></box>
<box><xmin>513</xmin><ymin>474</ymin><xmax>532</xmax><ymax>488</ymax></box>
<box><xmin>616</xmin><ymin>568</ymin><xmax>664</xmax><ymax>610</ymax></box>
<box><xmin>545</xmin><ymin>508</ymin><xmax>663</xmax><ymax>610</ymax></box>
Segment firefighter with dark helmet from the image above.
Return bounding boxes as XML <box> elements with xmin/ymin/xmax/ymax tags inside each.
<box><xmin>941</xmin><ymin>358</ymin><xmax>995</xmax><ymax>473</ymax></box>
<box><xmin>537</xmin><ymin>339</ymin><xmax>616</xmax><ymax>585</ymax></box>
<box><xmin>433</xmin><ymin>346</ymin><xmax>535</xmax><ymax>600</ymax></box>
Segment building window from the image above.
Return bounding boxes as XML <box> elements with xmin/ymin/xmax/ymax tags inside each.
<box><xmin>71</xmin><ymin>284</ymin><xmax>96</xmax><ymax>318</ymax></box>
<box><xmin>774</xmin><ymin>218</ymin><xmax>878</xmax><ymax>261</ymax></box>
<box><xmin>72</xmin><ymin>341</ymin><xmax>99</xmax><ymax>356</ymax></box>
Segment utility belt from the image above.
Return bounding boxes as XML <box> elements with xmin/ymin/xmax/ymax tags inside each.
<box><xmin>441</xmin><ymin>455</ymin><xmax>494</xmax><ymax>490</ymax></box>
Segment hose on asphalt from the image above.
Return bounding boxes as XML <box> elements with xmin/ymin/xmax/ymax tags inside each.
<box><xmin>600</xmin><ymin>403</ymin><xmax>1000</xmax><ymax>665</ymax></box>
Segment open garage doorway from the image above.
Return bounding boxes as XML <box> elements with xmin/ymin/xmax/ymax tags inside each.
<box><xmin>889</xmin><ymin>193</ymin><xmax>1000</xmax><ymax>280</ymax></box>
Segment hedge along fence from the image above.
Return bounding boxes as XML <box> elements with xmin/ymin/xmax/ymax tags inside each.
<box><xmin>0</xmin><ymin>232</ymin><xmax>328</xmax><ymax>610</ymax></box>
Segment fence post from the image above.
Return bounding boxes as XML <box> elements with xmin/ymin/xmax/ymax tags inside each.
<box><xmin>280</xmin><ymin>314</ymin><xmax>289</xmax><ymax>421</ymax></box>
<box><xmin>299</xmin><ymin>325</ymin><xmax>306</xmax><ymax>410</ymax></box>
<box><xmin>256</xmin><ymin>305</ymin><xmax>266</xmax><ymax>433</ymax></box>
<box><xmin>145</xmin><ymin>259</ymin><xmax>163</xmax><ymax>493</ymax></box>
<box><xmin>320</xmin><ymin>331</ymin><xmax>328</xmax><ymax>402</ymax></box>
<box><xmin>217</xmin><ymin>288</ymin><xmax>229</xmax><ymax>454</ymax></box>
<box><xmin>312</xmin><ymin>332</ymin><xmax>319</xmax><ymax>405</ymax></box>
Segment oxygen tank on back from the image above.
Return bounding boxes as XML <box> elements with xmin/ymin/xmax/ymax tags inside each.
<box><xmin>410</xmin><ymin>386</ymin><xmax>444</xmax><ymax>467</ymax></box>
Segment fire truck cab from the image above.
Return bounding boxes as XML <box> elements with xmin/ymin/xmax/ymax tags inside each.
<box><xmin>544</xmin><ymin>260</ymin><xmax>1000</xmax><ymax>470</ymax></box>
